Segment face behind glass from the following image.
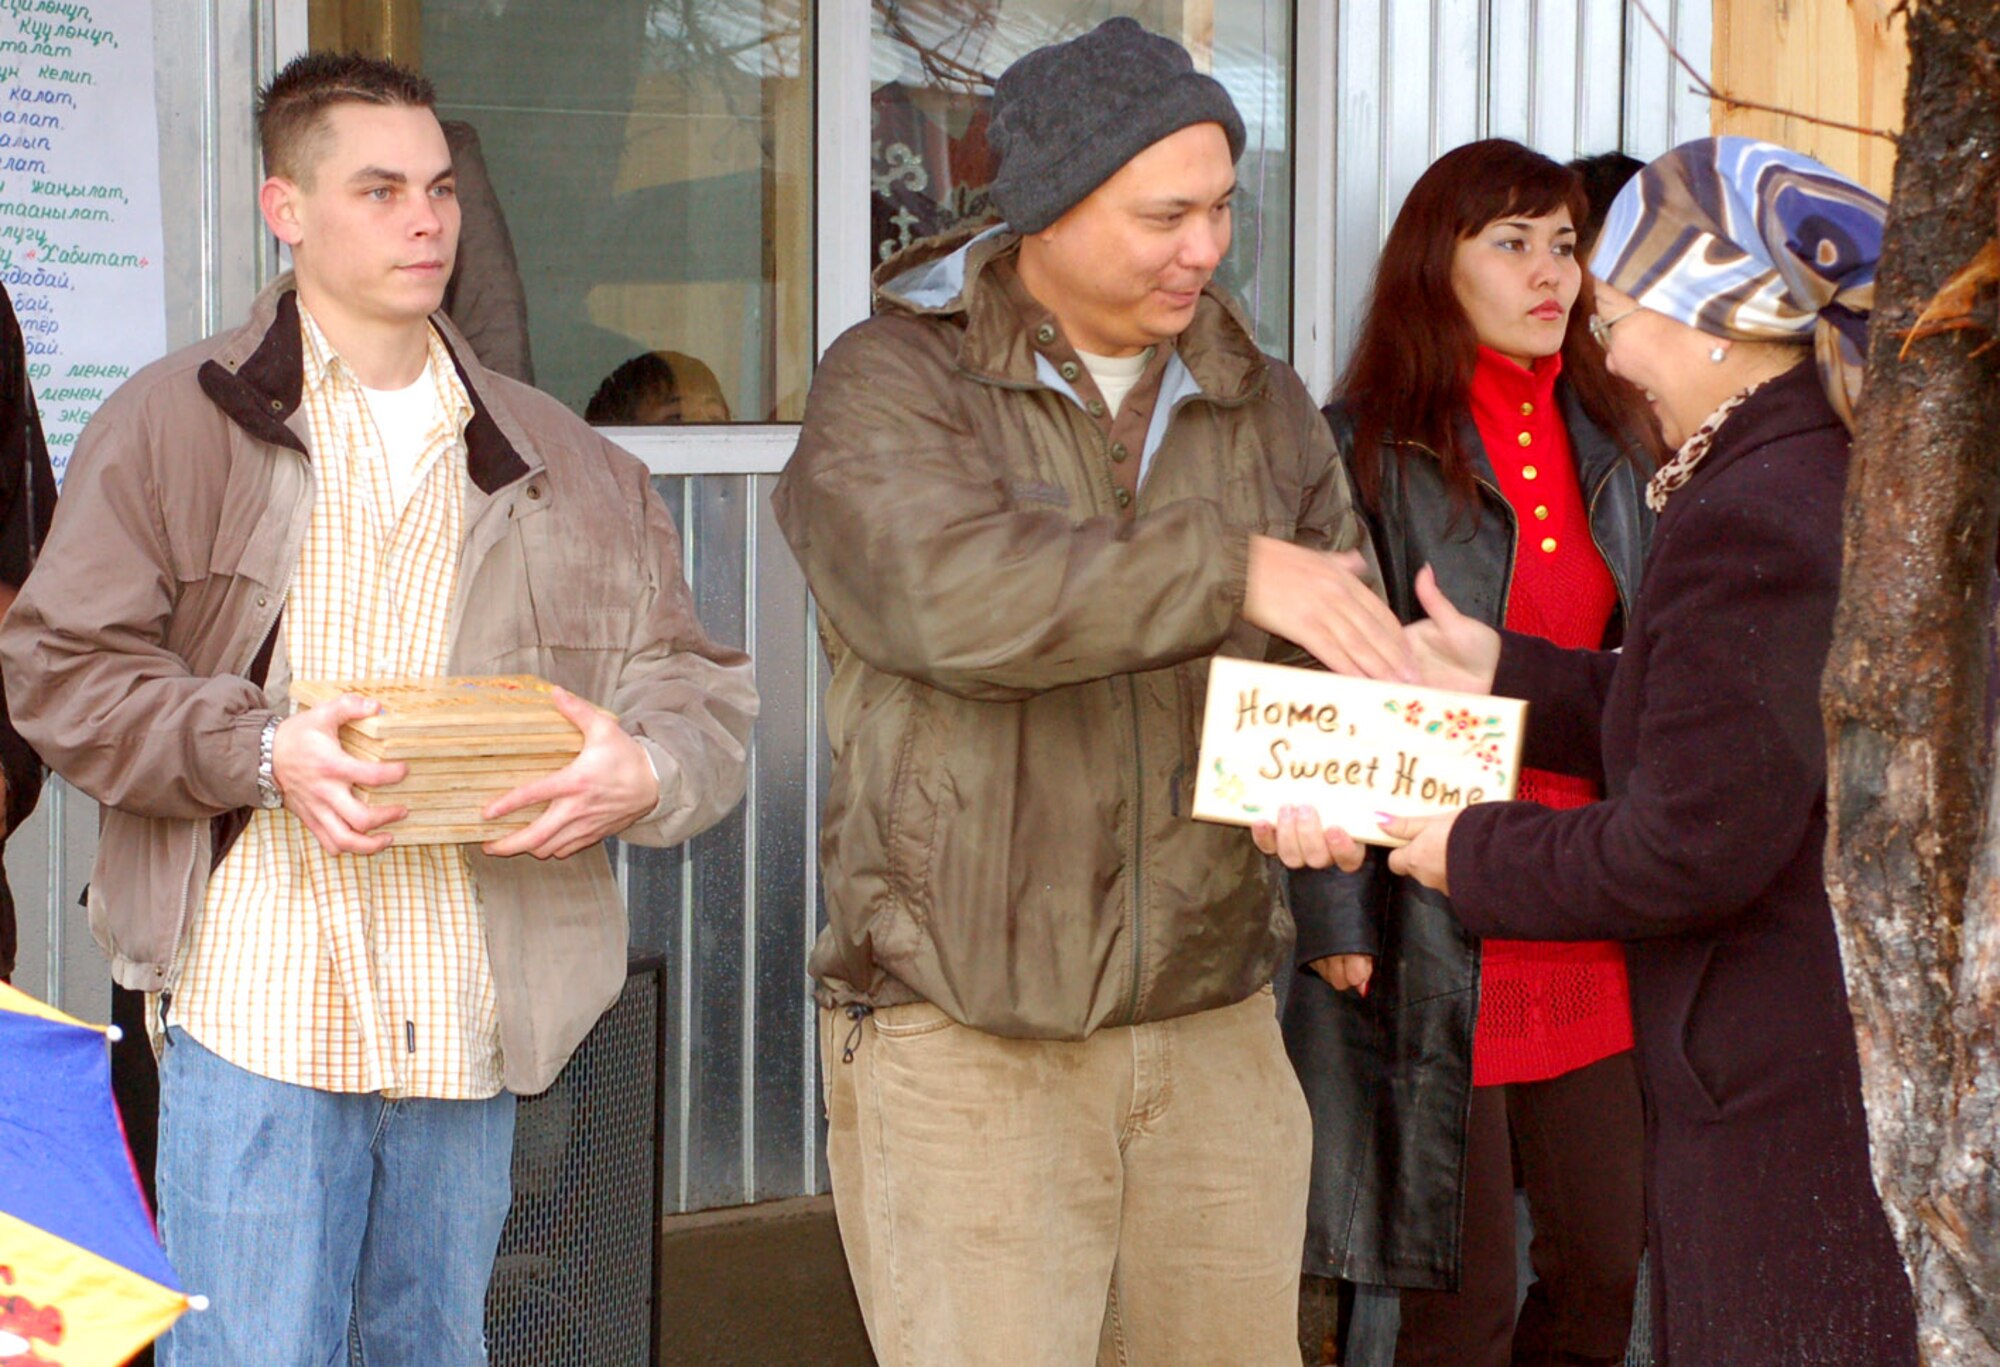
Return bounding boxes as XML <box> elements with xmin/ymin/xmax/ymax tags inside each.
<box><xmin>1020</xmin><ymin>121</ymin><xmax>1238</xmax><ymax>356</ymax></box>
<box><xmin>277</xmin><ymin>103</ymin><xmax>461</xmax><ymax>332</ymax></box>
<box><xmin>1449</xmin><ymin>209</ymin><xmax>1580</xmax><ymax>368</ymax></box>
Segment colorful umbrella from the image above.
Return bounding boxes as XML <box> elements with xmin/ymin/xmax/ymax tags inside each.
<box><xmin>0</xmin><ymin>982</ymin><xmax>198</xmax><ymax>1365</ymax></box>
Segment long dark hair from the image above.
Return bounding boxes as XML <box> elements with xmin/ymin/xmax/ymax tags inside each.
<box><xmin>1337</xmin><ymin>139</ymin><xmax>1660</xmax><ymax>519</ymax></box>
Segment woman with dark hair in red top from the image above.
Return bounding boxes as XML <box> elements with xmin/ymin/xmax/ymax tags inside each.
<box><xmin>1278</xmin><ymin>139</ymin><xmax>1660</xmax><ymax>1367</ymax></box>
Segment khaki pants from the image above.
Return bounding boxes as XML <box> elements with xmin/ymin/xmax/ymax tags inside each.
<box><xmin>821</xmin><ymin>987</ymin><xmax>1311</xmax><ymax>1367</ymax></box>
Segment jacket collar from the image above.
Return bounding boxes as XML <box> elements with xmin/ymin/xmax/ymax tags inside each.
<box><xmin>197</xmin><ymin>273</ymin><xmax>533</xmax><ymax>494</ymax></box>
<box><xmin>871</xmin><ymin>222</ymin><xmax>1269</xmax><ymax>406</ymax></box>
<box><xmin>1558</xmin><ymin>385</ymin><xmax>1638</xmax><ymax>496</ymax></box>
<box><xmin>1680</xmin><ymin>360</ymin><xmax>1842</xmax><ymax>492</ymax></box>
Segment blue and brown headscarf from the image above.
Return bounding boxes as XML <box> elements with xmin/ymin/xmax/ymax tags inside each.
<box><xmin>1591</xmin><ymin>136</ymin><xmax>1887</xmax><ymax>431</ymax></box>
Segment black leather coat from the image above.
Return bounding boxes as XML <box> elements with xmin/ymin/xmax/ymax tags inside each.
<box><xmin>1282</xmin><ymin>385</ymin><xmax>1650</xmax><ymax>1288</ymax></box>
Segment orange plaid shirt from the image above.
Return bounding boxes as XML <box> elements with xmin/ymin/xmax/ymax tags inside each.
<box><xmin>167</xmin><ymin>308</ymin><xmax>503</xmax><ymax>1099</ymax></box>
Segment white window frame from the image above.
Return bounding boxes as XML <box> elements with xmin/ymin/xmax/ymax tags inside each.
<box><xmin>613</xmin><ymin>0</ymin><xmax>1329</xmax><ymax>479</ymax></box>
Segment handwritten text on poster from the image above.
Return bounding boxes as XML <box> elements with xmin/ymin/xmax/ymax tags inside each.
<box><xmin>1</xmin><ymin>0</ymin><xmax>169</xmax><ymax>485</ymax></box>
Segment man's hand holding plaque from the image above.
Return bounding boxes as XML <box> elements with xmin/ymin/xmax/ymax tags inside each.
<box><xmin>1242</xmin><ymin>541</ymin><xmax>1415</xmax><ymax>683</ymax></box>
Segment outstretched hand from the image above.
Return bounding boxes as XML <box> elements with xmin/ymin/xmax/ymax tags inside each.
<box><xmin>273</xmin><ymin>695</ymin><xmax>409</xmax><ymax>856</ymax></box>
<box><xmin>482</xmin><ymin>687</ymin><xmax>660</xmax><ymax>861</ymax></box>
<box><xmin>1405</xmin><ymin>566</ymin><xmax>1501</xmax><ymax>696</ymax></box>
<box><xmin>1243</xmin><ymin>538</ymin><xmax>1416</xmax><ymax>682</ymax></box>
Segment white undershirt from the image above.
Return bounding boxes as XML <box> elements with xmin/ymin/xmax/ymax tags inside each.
<box><xmin>360</xmin><ymin>358</ymin><xmax>444</xmax><ymax>519</ymax></box>
<box><xmin>1076</xmin><ymin>345</ymin><xmax>1155</xmax><ymax>418</ymax></box>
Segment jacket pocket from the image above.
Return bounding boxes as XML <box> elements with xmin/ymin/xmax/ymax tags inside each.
<box><xmin>1663</xmin><ymin>942</ymin><xmax>1726</xmax><ymax>1123</ymax></box>
<box><xmin>457</xmin><ymin>517</ymin><xmax>639</xmax><ymax>671</ymax></box>
<box><xmin>1171</xmin><ymin>660</ymin><xmax>1206</xmax><ymax>818</ymax></box>
<box><xmin>517</xmin><ymin>515</ymin><xmax>640</xmax><ymax>651</ymax></box>
<box><xmin>883</xmin><ymin>689</ymin><xmax>945</xmax><ymax>925</ymax></box>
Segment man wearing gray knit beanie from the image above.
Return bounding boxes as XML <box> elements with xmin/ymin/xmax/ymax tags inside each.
<box><xmin>776</xmin><ymin>19</ymin><xmax>1403</xmax><ymax>1365</ymax></box>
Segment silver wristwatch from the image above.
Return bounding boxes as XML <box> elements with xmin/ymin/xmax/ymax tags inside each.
<box><xmin>256</xmin><ymin>714</ymin><xmax>284</xmax><ymax>809</ymax></box>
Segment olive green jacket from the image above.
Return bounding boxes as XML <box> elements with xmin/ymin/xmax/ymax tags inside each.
<box><xmin>773</xmin><ymin>226</ymin><xmax>1378</xmax><ymax>1037</ymax></box>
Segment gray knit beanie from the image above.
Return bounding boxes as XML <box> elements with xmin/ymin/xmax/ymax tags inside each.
<box><xmin>987</xmin><ymin>17</ymin><xmax>1247</xmax><ymax>235</ymax></box>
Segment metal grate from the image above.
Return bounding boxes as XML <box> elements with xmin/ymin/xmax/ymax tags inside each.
<box><xmin>486</xmin><ymin>957</ymin><xmax>664</xmax><ymax>1367</ymax></box>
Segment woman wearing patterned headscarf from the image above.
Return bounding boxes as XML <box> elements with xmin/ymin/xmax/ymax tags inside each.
<box><xmin>1274</xmin><ymin>137</ymin><xmax>1921</xmax><ymax>1364</ymax></box>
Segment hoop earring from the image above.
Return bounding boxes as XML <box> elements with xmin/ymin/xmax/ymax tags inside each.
<box><xmin>1709</xmin><ymin>345</ymin><xmax>1728</xmax><ymax>363</ymax></box>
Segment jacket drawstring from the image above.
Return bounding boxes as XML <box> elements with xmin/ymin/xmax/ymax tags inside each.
<box><xmin>841</xmin><ymin>1003</ymin><xmax>873</xmax><ymax>1064</ymax></box>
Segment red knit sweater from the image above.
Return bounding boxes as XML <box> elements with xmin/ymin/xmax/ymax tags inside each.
<box><xmin>1465</xmin><ymin>348</ymin><xmax>1635</xmax><ymax>1086</ymax></box>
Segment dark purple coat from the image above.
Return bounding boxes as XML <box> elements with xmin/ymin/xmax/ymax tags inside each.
<box><xmin>1445</xmin><ymin>364</ymin><xmax>1917</xmax><ymax>1366</ymax></box>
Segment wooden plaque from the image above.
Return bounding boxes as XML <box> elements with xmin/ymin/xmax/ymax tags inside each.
<box><xmin>290</xmin><ymin>675</ymin><xmax>603</xmax><ymax>846</ymax></box>
<box><xmin>1191</xmin><ymin>657</ymin><xmax>1528</xmax><ymax>847</ymax></box>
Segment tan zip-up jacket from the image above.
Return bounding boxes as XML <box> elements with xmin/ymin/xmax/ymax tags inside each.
<box><xmin>0</xmin><ymin>278</ymin><xmax>756</xmax><ymax>1093</ymax></box>
<box><xmin>773</xmin><ymin>227</ymin><xmax>1379</xmax><ymax>1038</ymax></box>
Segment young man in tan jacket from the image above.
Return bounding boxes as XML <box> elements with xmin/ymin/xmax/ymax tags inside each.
<box><xmin>0</xmin><ymin>53</ymin><xmax>754</xmax><ymax>1365</ymax></box>
<box><xmin>774</xmin><ymin>18</ymin><xmax>1397</xmax><ymax>1366</ymax></box>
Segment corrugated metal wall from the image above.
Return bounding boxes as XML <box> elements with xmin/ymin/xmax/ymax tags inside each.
<box><xmin>1324</xmin><ymin>0</ymin><xmax>1711</xmax><ymax>381</ymax></box>
<box><xmin>625</xmin><ymin>472</ymin><xmax>828</xmax><ymax>1211</ymax></box>
<box><xmin>18</xmin><ymin>0</ymin><xmax>1709</xmax><ymax>1216</ymax></box>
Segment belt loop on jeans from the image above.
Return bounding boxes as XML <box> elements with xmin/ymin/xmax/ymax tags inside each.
<box><xmin>841</xmin><ymin>1003</ymin><xmax>873</xmax><ymax>1064</ymax></box>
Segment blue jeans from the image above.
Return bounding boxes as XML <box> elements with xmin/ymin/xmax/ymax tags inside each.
<box><xmin>154</xmin><ymin>1026</ymin><xmax>517</xmax><ymax>1367</ymax></box>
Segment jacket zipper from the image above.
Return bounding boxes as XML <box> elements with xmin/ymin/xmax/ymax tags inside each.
<box><xmin>158</xmin><ymin>823</ymin><xmax>198</xmax><ymax>1021</ymax></box>
<box><xmin>1045</xmin><ymin>380</ymin><xmax>1221</xmax><ymax>1027</ymax></box>
<box><xmin>1582</xmin><ymin>466</ymin><xmax>1633</xmax><ymax>619</ymax></box>
<box><xmin>1119</xmin><ymin>420</ymin><xmax>1146</xmax><ymax>1025</ymax></box>
<box><xmin>1112</xmin><ymin>388</ymin><xmax>1209</xmax><ymax>1026</ymax></box>
<box><xmin>1124</xmin><ymin>672</ymin><xmax>1146</xmax><ymax>1024</ymax></box>
<box><xmin>161</xmin><ymin>452</ymin><xmax>312</xmax><ymax>999</ymax></box>
<box><xmin>1455</xmin><ymin>467</ymin><xmax>1512</xmax><ymax>1043</ymax></box>
<box><xmin>1470</xmin><ymin>473</ymin><xmax>1520</xmax><ymax>611</ymax></box>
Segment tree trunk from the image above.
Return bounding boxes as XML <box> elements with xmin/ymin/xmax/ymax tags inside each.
<box><xmin>1823</xmin><ymin>5</ymin><xmax>2000</xmax><ymax>1364</ymax></box>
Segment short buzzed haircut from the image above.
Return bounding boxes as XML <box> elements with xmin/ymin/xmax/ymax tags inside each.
<box><xmin>256</xmin><ymin>51</ymin><xmax>437</xmax><ymax>185</ymax></box>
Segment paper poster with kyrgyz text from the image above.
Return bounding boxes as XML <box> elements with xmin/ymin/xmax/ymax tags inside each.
<box><xmin>0</xmin><ymin>0</ymin><xmax>168</xmax><ymax>487</ymax></box>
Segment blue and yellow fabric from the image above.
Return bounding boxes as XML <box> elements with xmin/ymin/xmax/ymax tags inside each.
<box><xmin>0</xmin><ymin>983</ymin><xmax>190</xmax><ymax>1365</ymax></box>
<box><xmin>1591</xmin><ymin>135</ymin><xmax>1887</xmax><ymax>432</ymax></box>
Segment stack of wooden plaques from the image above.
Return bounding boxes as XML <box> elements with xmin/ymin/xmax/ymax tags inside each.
<box><xmin>290</xmin><ymin>675</ymin><xmax>604</xmax><ymax>846</ymax></box>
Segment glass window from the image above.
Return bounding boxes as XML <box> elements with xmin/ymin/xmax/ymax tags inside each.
<box><xmin>402</xmin><ymin>1</ymin><xmax>814</xmax><ymax>423</ymax></box>
<box><xmin>869</xmin><ymin>0</ymin><xmax>1292</xmax><ymax>355</ymax></box>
